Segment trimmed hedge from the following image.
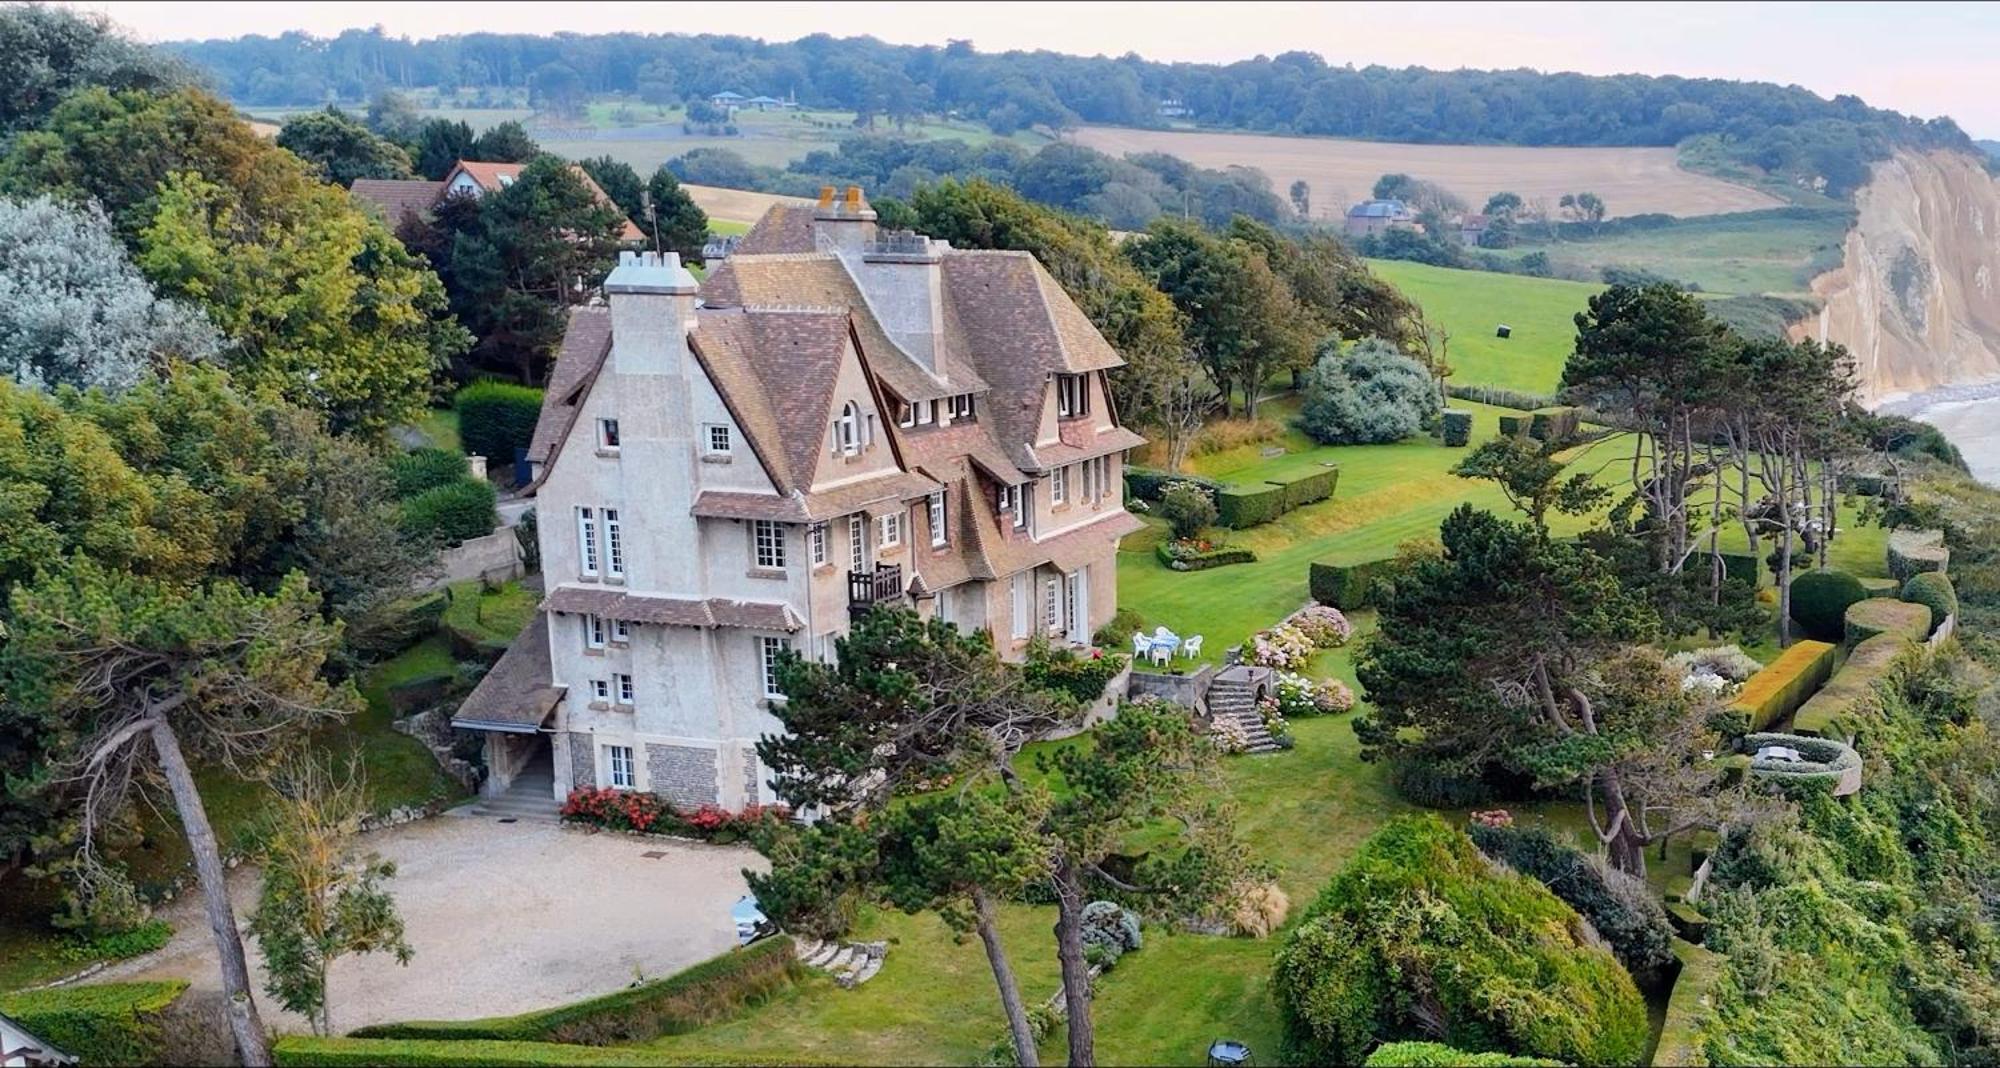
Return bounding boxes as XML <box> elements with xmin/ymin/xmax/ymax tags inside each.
<box><xmin>1842</xmin><ymin>598</ymin><xmax>1930</xmax><ymax>646</ymax></box>
<box><xmin>0</xmin><ymin>980</ymin><xmax>187</xmax><ymax>1065</ymax></box>
<box><xmin>1497</xmin><ymin>414</ymin><xmax>1528</xmax><ymax>437</ymax></box>
<box><xmin>1216</xmin><ymin>482</ymin><xmax>1287</xmax><ymax>529</ymax></box>
<box><xmin>1859</xmin><ymin>575</ymin><xmax>1901</xmax><ymax>598</ymax></box>
<box><xmin>1886</xmin><ymin>528</ymin><xmax>1949</xmax><ymax>581</ymax></box>
<box><xmin>391</xmin><ymin>447</ymin><xmax>472</xmax><ymax>499</ymax></box>
<box><xmin>400</xmin><ymin>478</ymin><xmax>499</xmax><ymax>546</ymax></box>
<box><xmin>1724</xmin><ymin>639</ymin><xmax>1836</xmax><ymax>735</ymax></box>
<box><xmin>351</xmin><ymin>936</ymin><xmax>799</xmax><ymax>1046</ymax></box>
<box><xmin>1363</xmin><ymin>1043</ymin><xmax>1560</xmax><ymax>1067</ymax></box>
<box><xmin>348</xmin><ymin>590</ymin><xmax>449</xmax><ymax>657</ymax></box>
<box><xmin>1699</xmin><ymin>550</ymin><xmax>1758</xmax><ymax>587</ymax></box>
<box><xmin>1527</xmin><ymin>406</ymin><xmax>1580</xmax><ymax>443</ymax></box>
<box><xmin>1309</xmin><ymin>556</ymin><xmax>1398</xmax><ymax>611</ymax></box>
<box><xmin>1271</xmin><ymin>465</ymin><xmax>1340</xmax><ymax>510</ymax></box>
<box><xmin>1468</xmin><ymin>824</ymin><xmax>1676</xmax><ymax>985</ymax></box>
<box><xmin>455</xmin><ymin>381</ymin><xmax>544</xmax><ymax>464</ymax></box>
<box><xmin>275</xmin><ymin>1037</ymin><xmax>829</xmax><ymax>1067</ymax></box>
<box><xmin>1899</xmin><ymin>571</ymin><xmax>1957</xmax><ymax>635</ymax></box>
<box><xmin>1794</xmin><ymin>633</ymin><xmax>1912</xmax><ymax>742</ymax></box>
<box><xmin>1440</xmin><ymin>409</ymin><xmax>1473</xmax><ymax>447</ymax></box>
<box><xmin>1740</xmin><ymin>731</ymin><xmax>1863</xmax><ymax>797</ymax></box>
<box><xmin>1654</xmin><ymin>939</ymin><xmax>1724</xmax><ymax>1068</ymax></box>
<box><xmin>1155</xmin><ymin>541</ymin><xmax>1257</xmax><ymax>571</ymax></box>
<box><xmin>1123</xmin><ymin>467</ymin><xmax>1220</xmax><ymax>502</ymax></box>
<box><xmin>1788</xmin><ymin>570</ymin><xmax>1866</xmax><ymax>642</ymax></box>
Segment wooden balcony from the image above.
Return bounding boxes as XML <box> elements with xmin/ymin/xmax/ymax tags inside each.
<box><xmin>847</xmin><ymin>563</ymin><xmax>904</xmax><ymax>618</ymax></box>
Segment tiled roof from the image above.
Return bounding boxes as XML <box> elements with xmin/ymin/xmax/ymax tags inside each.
<box><xmin>526</xmin><ymin>306</ymin><xmax>612</xmax><ymax>465</ymax></box>
<box><xmin>541</xmin><ymin>586</ymin><xmax>803</xmax><ymax>631</ymax></box>
<box><xmin>1031</xmin><ymin>425</ymin><xmax>1148</xmax><ymax>467</ymax></box>
<box><xmin>690</xmin><ymin>469</ymin><xmax>938</xmax><ymax>523</ymax></box>
<box><xmin>451</xmin><ymin>613</ymin><xmax>561</xmax><ymax>732</ymax></box>
<box><xmin>1347</xmin><ymin>199</ymin><xmax>1410</xmax><ymax>218</ymax></box>
<box><xmin>688</xmin><ymin>307</ymin><xmax>852</xmax><ymax>495</ymax></box>
<box><xmin>733</xmin><ymin>205</ymin><xmax>817</xmax><ymax>254</ymax></box>
<box><xmin>351</xmin><ymin>179</ymin><xmax>444</xmax><ymax>225</ymax></box>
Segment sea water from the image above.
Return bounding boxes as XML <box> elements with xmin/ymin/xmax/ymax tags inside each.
<box><xmin>1881</xmin><ymin>383</ymin><xmax>2000</xmax><ymax>486</ymax></box>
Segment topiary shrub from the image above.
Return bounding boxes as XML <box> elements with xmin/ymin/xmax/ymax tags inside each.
<box><xmin>1725</xmin><ymin>639</ymin><xmax>1836</xmax><ymax>735</ymax></box>
<box><xmin>1215</xmin><ymin>483</ymin><xmax>1287</xmax><ymax>529</ymax></box>
<box><xmin>1468</xmin><ymin>824</ymin><xmax>1677</xmax><ymax>987</ymax></box>
<box><xmin>1308</xmin><ymin>556</ymin><xmax>1398</xmax><ymax>610</ymax></box>
<box><xmin>400</xmin><ymin>478</ymin><xmax>499</xmax><ymax>546</ymax></box>
<box><xmin>1793</xmin><ymin>633</ymin><xmax>1912</xmax><ymax>743</ymax></box>
<box><xmin>1441</xmin><ymin>409</ymin><xmax>1473</xmax><ymax>447</ymax></box>
<box><xmin>1842</xmin><ymin>598</ymin><xmax>1931</xmax><ymax>646</ymax></box>
<box><xmin>1527</xmin><ymin>406</ymin><xmax>1580</xmax><ymax>444</ymax></box>
<box><xmin>455</xmin><ymin>381</ymin><xmax>544</xmax><ymax>463</ymax></box>
<box><xmin>1364</xmin><ymin>1043</ymin><xmax>1561</xmax><ymax>1067</ymax></box>
<box><xmin>1274</xmin><ymin>815</ymin><xmax>1647</xmax><ymax>1067</ymax></box>
<box><xmin>1295</xmin><ymin>337</ymin><xmax>1440</xmax><ymax>445</ymax></box>
<box><xmin>1739</xmin><ymin>731</ymin><xmax>1863</xmax><ymax>798</ymax></box>
<box><xmin>1497</xmin><ymin>414</ymin><xmax>1528</xmax><ymax>437</ymax></box>
<box><xmin>1886</xmin><ymin>528</ymin><xmax>1949</xmax><ymax>582</ymax></box>
<box><xmin>1788</xmin><ymin>570</ymin><xmax>1867</xmax><ymax>642</ymax></box>
<box><xmin>1157</xmin><ymin>480</ymin><xmax>1218</xmax><ymax>540</ymax></box>
<box><xmin>1269</xmin><ymin>466</ymin><xmax>1340</xmax><ymax>511</ymax></box>
<box><xmin>1123</xmin><ymin>467</ymin><xmax>1220</xmax><ymax>502</ymax></box>
<box><xmin>0</xmin><ymin>981</ymin><xmax>188</xmax><ymax>1065</ymax></box>
<box><xmin>1079</xmin><ymin>900</ymin><xmax>1142</xmax><ymax>964</ymax></box>
<box><xmin>390</xmin><ymin>447</ymin><xmax>471</xmax><ymax>499</ymax></box>
<box><xmin>1898</xmin><ymin>571</ymin><xmax>1957</xmax><ymax>635</ymax></box>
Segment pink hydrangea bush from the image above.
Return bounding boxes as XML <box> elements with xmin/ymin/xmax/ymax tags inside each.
<box><xmin>1274</xmin><ymin>672</ymin><xmax>1357</xmax><ymax>717</ymax></box>
<box><xmin>1290</xmin><ymin>605</ymin><xmax>1353</xmax><ymax>649</ymax></box>
<box><xmin>1246</xmin><ymin>623</ymin><xmax>1315</xmax><ymax>669</ymax></box>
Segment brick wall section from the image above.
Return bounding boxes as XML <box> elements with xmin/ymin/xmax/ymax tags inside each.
<box><xmin>569</xmin><ymin>733</ymin><xmax>596</xmax><ymax>790</ymax></box>
<box><xmin>647</xmin><ymin>743</ymin><xmax>718</xmax><ymax>808</ymax></box>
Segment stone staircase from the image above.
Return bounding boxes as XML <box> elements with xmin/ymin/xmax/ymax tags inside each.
<box><xmin>467</xmin><ymin>766</ymin><xmax>560</xmax><ymax>822</ymax></box>
<box><xmin>792</xmin><ymin>936</ymin><xmax>887</xmax><ymax>988</ymax></box>
<box><xmin>1206</xmin><ymin>667</ymin><xmax>1283</xmax><ymax>754</ymax></box>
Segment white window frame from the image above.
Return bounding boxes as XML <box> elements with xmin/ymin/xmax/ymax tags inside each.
<box><xmin>1057</xmin><ymin>374</ymin><xmax>1089</xmax><ymax>418</ymax></box>
<box><xmin>752</xmin><ymin>520</ymin><xmax>786</xmax><ymax>571</ymax></box>
<box><xmin>848</xmin><ymin>514</ymin><xmax>867</xmax><ymax>572</ymax></box>
<box><xmin>1051</xmin><ymin>466</ymin><xmax>1068</xmax><ymax>505</ymax></box>
<box><xmin>879</xmin><ymin>511</ymin><xmax>903</xmax><ymax>549</ymax></box>
<box><xmin>809</xmin><ymin>523</ymin><xmax>828</xmax><ymax>567</ymax></box>
<box><xmin>928</xmin><ymin>492</ymin><xmax>947</xmax><ymax>548</ymax></box>
<box><xmin>759</xmin><ymin>636</ymin><xmax>793</xmax><ymax>699</ymax></box>
<box><xmin>584</xmin><ymin>613</ymin><xmax>607</xmax><ymax>651</ymax></box>
<box><xmin>606</xmin><ymin>744</ymin><xmax>635</xmax><ymax>789</ymax></box>
<box><xmin>1014</xmin><ymin>484</ymin><xmax>1031</xmax><ymax>531</ymax></box>
<box><xmin>897</xmin><ymin>401</ymin><xmax>915</xmax><ymax>428</ymax></box>
<box><xmin>598</xmin><ymin>418</ymin><xmax>620</xmax><ymax>451</ymax></box>
<box><xmin>705</xmin><ymin>423</ymin><xmax>732</xmax><ymax>456</ymax></box>
<box><xmin>604</xmin><ymin>508</ymin><xmax>624</xmax><ymax>579</ymax></box>
<box><xmin>948</xmin><ymin>393</ymin><xmax>974</xmax><ymax>420</ymax></box>
<box><xmin>577</xmin><ymin>506</ymin><xmax>600</xmax><ymax>578</ymax></box>
<box><xmin>836</xmin><ymin>402</ymin><xmax>860</xmax><ymax>456</ymax></box>
<box><xmin>615</xmin><ymin>673</ymin><xmax>635</xmax><ymax>706</ymax></box>
<box><xmin>916</xmin><ymin>399</ymin><xmax>935</xmax><ymax>425</ymax></box>
<box><xmin>590</xmin><ymin>678</ymin><xmax>610</xmax><ymax>703</ymax></box>
<box><xmin>1044</xmin><ymin>577</ymin><xmax>1062</xmax><ymax>633</ymax></box>
<box><xmin>1010</xmin><ymin>573</ymin><xmax>1031</xmax><ymax>640</ymax></box>
<box><xmin>1066</xmin><ymin>570</ymin><xmax>1084</xmax><ymax>643</ymax></box>
<box><xmin>611</xmin><ymin>617</ymin><xmax>631</xmax><ymax>643</ymax></box>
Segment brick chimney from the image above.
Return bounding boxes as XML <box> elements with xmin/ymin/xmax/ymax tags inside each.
<box><xmin>812</xmin><ymin>184</ymin><xmax>877</xmax><ymax>253</ymax></box>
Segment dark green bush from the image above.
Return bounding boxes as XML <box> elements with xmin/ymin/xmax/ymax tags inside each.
<box><xmin>1899</xmin><ymin>571</ymin><xmax>1957</xmax><ymax>634</ymax></box>
<box><xmin>400</xmin><ymin>478</ymin><xmax>498</xmax><ymax>546</ymax></box>
<box><xmin>1309</xmin><ymin>557</ymin><xmax>1398</xmax><ymax>610</ymax></box>
<box><xmin>1387</xmin><ymin>757</ymin><xmax>1494</xmax><ymax>808</ymax></box>
<box><xmin>0</xmin><ymin>980</ymin><xmax>187</xmax><ymax>1065</ymax></box>
<box><xmin>1441</xmin><ymin>409</ymin><xmax>1473</xmax><ymax>447</ymax></box>
<box><xmin>351</xmin><ymin>937</ymin><xmax>800</xmax><ymax>1046</ymax></box>
<box><xmin>1092</xmin><ymin>607</ymin><xmax>1147</xmax><ymax>648</ymax></box>
<box><xmin>1789</xmin><ymin>570</ymin><xmax>1867</xmax><ymax>641</ymax></box>
<box><xmin>390</xmin><ymin>447</ymin><xmax>472</xmax><ymax>499</ymax></box>
<box><xmin>1497</xmin><ymin>414</ymin><xmax>1528</xmax><ymax>437</ymax></box>
<box><xmin>1714</xmin><ymin>550</ymin><xmax>1758</xmax><ymax>587</ymax></box>
<box><xmin>1270</xmin><ymin>466</ymin><xmax>1340</xmax><ymax>510</ymax></box>
<box><xmin>455</xmin><ymin>381</ymin><xmax>544</xmax><ymax>463</ymax></box>
<box><xmin>1022</xmin><ymin>639</ymin><xmax>1128</xmax><ymax>703</ymax></box>
<box><xmin>1527</xmin><ymin>406</ymin><xmax>1580</xmax><ymax>443</ymax></box>
<box><xmin>348</xmin><ymin>590</ymin><xmax>449</xmax><ymax>657</ymax></box>
<box><xmin>1216</xmin><ymin>482</ymin><xmax>1287</xmax><ymax>529</ymax></box>
<box><xmin>1886</xmin><ymin>528</ymin><xmax>1949</xmax><ymax>582</ymax></box>
<box><xmin>1274</xmin><ymin>816</ymin><xmax>1647</xmax><ymax>1067</ymax></box>
<box><xmin>1157</xmin><ymin>481</ymin><xmax>1218</xmax><ymax>539</ymax></box>
<box><xmin>1123</xmin><ymin>467</ymin><xmax>1220</xmax><ymax>502</ymax></box>
<box><xmin>1468</xmin><ymin>824</ymin><xmax>1677</xmax><ymax>986</ymax></box>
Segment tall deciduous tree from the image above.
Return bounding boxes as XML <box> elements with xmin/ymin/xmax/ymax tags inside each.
<box><xmin>249</xmin><ymin>758</ymin><xmax>413</xmax><ymax>1037</ymax></box>
<box><xmin>0</xmin><ymin>5</ymin><xmax>191</xmax><ymax>136</ymax></box>
<box><xmin>276</xmin><ymin>106</ymin><xmax>415</xmax><ymax>187</ymax></box>
<box><xmin>2</xmin><ymin>564</ymin><xmax>361</xmax><ymax>1067</ymax></box>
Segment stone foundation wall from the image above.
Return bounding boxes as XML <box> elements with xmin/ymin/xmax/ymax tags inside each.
<box><xmin>647</xmin><ymin>742</ymin><xmax>719</xmax><ymax>808</ymax></box>
<box><xmin>568</xmin><ymin>732</ymin><xmax>596</xmax><ymax>790</ymax></box>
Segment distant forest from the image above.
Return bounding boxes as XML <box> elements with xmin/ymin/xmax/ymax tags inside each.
<box><xmin>171</xmin><ymin>29</ymin><xmax>1973</xmax><ymax>197</ymax></box>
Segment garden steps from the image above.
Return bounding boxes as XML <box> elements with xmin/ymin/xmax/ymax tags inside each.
<box><xmin>792</xmin><ymin>936</ymin><xmax>888</xmax><ymax>987</ymax></box>
<box><xmin>467</xmin><ymin>770</ymin><xmax>560</xmax><ymax>821</ymax></box>
<box><xmin>1206</xmin><ymin>677</ymin><xmax>1284</xmax><ymax>754</ymax></box>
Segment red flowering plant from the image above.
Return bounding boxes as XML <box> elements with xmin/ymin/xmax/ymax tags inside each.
<box><xmin>561</xmin><ymin>788</ymin><xmax>788</xmax><ymax>841</ymax></box>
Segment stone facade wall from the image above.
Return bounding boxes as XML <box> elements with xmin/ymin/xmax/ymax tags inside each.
<box><xmin>743</xmin><ymin>757</ymin><xmax>760</xmax><ymax>806</ymax></box>
<box><xmin>568</xmin><ymin>732</ymin><xmax>596</xmax><ymax>790</ymax></box>
<box><xmin>433</xmin><ymin>529</ymin><xmax>523</xmax><ymax>589</ymax></box>
<box><xmin>646</xmin><ymin>742</ymin><xmax>719</xmax><ymax>808</ymax></box>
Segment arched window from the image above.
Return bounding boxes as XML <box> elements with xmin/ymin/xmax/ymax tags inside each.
<box><xmin>836</xmin><ymin>402</ymin><xmax>861</xmax><ymax>456</ymax></box>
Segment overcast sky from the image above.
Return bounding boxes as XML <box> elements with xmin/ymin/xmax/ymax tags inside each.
<box><xmin>66</xmin><ymin>1</ymin><xmax>2000</xmax><ymax>139</ymax></box>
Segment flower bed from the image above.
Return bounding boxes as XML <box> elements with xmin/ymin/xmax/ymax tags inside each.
<box><xmin>561</xmin><ymin>788</ymin><xmax>787</xmax><ymax>844</ymax></box>
<box><xmin>1273</xmin><ymin>671</ymin><xmax>1355</xmax><ymax>717</ymax></box>
<box><xmin>1245</xmin><ymin>606</ymin><xmax>1353</xmax><ymax>670</ymax></box>
<box><xmin>1155</xmin><ymin>537</ymin><xmax>1257</xmax><ymax>572</ymax></box>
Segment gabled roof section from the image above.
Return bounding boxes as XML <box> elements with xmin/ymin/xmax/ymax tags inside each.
<box><xmin>687</xmin><ymin>307</ymin><xmax>852</xmax><ymax>496</ymax></box>
<box><xmin>351</xmin><ymin>178</ymin><xmax>444</xmax><ymax>225</ymax></box>
<box><xmin>527</xmin><ymin>306</ymin><xmax>613</xmax><ymax>468</ymax></box>
<box><xmin>445</xmin><ymin>161</ymin><xmax>646</xmax><ymax>241</ymax></box>
<box><xmin>734</xmin><ymin>205</ymin><xmax>817</xmax><ymax>254</ymax></box>
<box><xmin>451</xmin><ymin>613</ymin><xmax>560</xmax><ymax>733</ymax></box>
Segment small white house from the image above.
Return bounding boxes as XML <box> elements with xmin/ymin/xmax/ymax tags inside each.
<box><xmin>2</xmin><ymin>1013</ymin><xmax>75</xmax><ymax>1068</ymax></box>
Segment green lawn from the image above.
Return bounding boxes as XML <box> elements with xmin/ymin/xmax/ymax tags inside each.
<box><xmin>443</xmin><ymin>580</ymin><xmax>538</xmax><ymax>645</ymax></box>
<box><xmin>1366</xmin><ymin>260</ymin><xmax>1604</xmax><ymax>395</ymax></box>
<box><xmin>1491</xmin><ymin>209</ymin><xmax>1854</xmax><ymax>296</ymax></box>
<box><xmin>412</xmin><ymin>407</ymin><xmax>461</xmax><ymax>454</ymax></box>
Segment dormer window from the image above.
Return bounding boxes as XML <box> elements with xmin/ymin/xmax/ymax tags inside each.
<box><xmin>897</xmin><ymin>402</ymin><xmax>915</xmax><ymax>428</ymax></box>
<box><xmin>997</xmin><ymin>483</ymin><xmax>1029</xmax><ymax>531</ymax></box>
<box><xmin>916</xmin><ymin>400</ymin><xmax>935</xmax><ymax>425</ymax></box>
<box><xmin>1056</xmin><ymin>374</ymin><xmax>1090</xmax><ymax>419</ymax></box>
<box><xmin>947</xmin><ymin>394</ymin><xmax>975</xmax><ymax>421</ymax></box>
<box><xmin>835</xmin><ymin>402</ymin><xmax>861</xmax><ymax>456</ymax></box>
<box><xmin>705</xmin><ymin>424</ymin><xmax>732</xmax><ymax>456</ymax></box>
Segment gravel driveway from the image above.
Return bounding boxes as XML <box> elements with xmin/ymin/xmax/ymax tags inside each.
<box><xmin>98</xmin><ymin>814</ymin><xmax>763</xmax><ymax>1035</ymax></box>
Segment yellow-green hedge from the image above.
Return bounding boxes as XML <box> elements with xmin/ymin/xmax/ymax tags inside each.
<box><xmin>1842</xmin><ymin>598</ymin><xmax>1931</xmax><ymax>646</ymax></box>
<box><xmin>0</xmin><ymin>980</ymin><xmax>187</xmax><ymax>1065</ymax></box>
<box><xmin>275</xmin><ymin>1036</ymin><xmax>828</xmax><ymax>1066</ymax></box>
<box><xmin>1725</xmin><ymin>639</ymin><xmax>1836</xmax><ymax>734</ymax></box>
<box><xmin>1794</xmin><ymin>633</ymin><xmax>1913</xmax><ymax>743</ymax></box>
<box><xmin>1653</xmin><ymin>939</ymin><xmax>1724</xmax><ymax>1067</ymax></box>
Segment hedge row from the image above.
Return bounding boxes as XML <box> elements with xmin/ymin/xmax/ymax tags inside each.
<box><xmin>1843</xmin><ymin>598</ymin><xmax>1930</xmax><ymax>646</ymax></box>
<box><xmin>1723</xmin><ymin>639</ymin><xmax>1836</xmax><ymax>735</ymax></box>
<box><xmin>391</xmin><ymin>447</ymin><xmax>472</xmax><ymax>499</ymax></box>
<box><xmin>1309</xmin><ymin>556</ymin><xmax>1399</xmax><ymax>611</ymax></box>
<box><xmin>1740</xmin><ymin>731</ymin><xmax>1863</xmax><ymax>796</ymax></box>
<box><xmin>1794</xmin><ymin>633</ymin><xmax>1912</xmax><ymax>743</ymax></box>
<box><xmin>351</xmin><ymin>936</ymin><xmax>798</xmax><ymax>1046</ymax></box>
<box><xmin>1440</xmin><ymin>409</ymin><xmax>1472</xmax><ymax>447</ymax></box>
<box><xmin>1886</xmin><ymin>528</ymin><xmax>1949</xmax><ymax>582</ymax></box>
<box><xmin>455</xmin><ymin>381</ymin><xmax>544</xmax><ymax>464</ymax></box>
<box><xmin>1528</xmin><ymin>406</ymin><xmax>1581</xmax><ymax>443</ymax></box>
<box><xmin>1123</xmin><ymin>467</ymin><xmax>1221</xmax><ymax>501</ymax></box>
<box><xmin>1363</xmin><ymin>1043</ymin><xmax>1560</xmax><ymax>1067</ymax></box>
<box><xmin>274</xmin><ymin>1037</ymin><xmax>829</xmax><ymax>1067</ymax></box>
<box><xmin>1154</xmin><ymin>542</ymin><xmax>1257</xmax><ymax>571</ymax></box>
<box><xmin>1497</xmin><ymin>414</ymin><xmax>1527</xmax><ymax>437</ymax></box>
<box><xmin>1653</xmin><ymin>939</ymin><xmax>1724</xmax><ymax>1068</ymax></box>
<box><xmin>401</xmin><ymin>478</ymin><xmax>499</xmax><ymax>547</ymax></box>
<box><xmin>1215</xmin><ymin>466</ymin><xmax>1339</xmax><ymax>529</ymax></box>
<box><xmin>0</xmin><ymin>980</ymin><xmax>187</xmax><ymax>1065</ymax></box>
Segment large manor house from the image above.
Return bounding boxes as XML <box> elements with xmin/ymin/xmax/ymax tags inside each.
<box><xmin>453</xmin><ymin>188</ymin><xmax>1144</xmax><ymax>810</ymax></box>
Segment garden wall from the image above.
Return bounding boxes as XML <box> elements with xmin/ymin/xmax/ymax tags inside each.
<box><xmin>431</xmin><ymin>528</ymin><xmax>524</xmax><ymax>589</ymax></box>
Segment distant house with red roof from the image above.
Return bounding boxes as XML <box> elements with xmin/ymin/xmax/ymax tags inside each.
<box><xmin>352</xmin><ymin>159</ymin><xmax>645</xmax><ymax>242</ymax></box>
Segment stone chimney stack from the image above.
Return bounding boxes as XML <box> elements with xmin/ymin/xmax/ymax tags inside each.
<box><xmin>812</xmin><ymin>183</ymin><xmax>878</xmax><ymax>254</ymax></box>
<box><xmin>858</xmin><ymin>229</ymin><xmax>949</xmax><ymax>375</ymax></box>
<box><xmin>604</xmin><ymin>250</ymin><xmax>699</xmax><ymax>377</ymax></box>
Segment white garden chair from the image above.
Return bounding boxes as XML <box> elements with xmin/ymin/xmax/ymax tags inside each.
<box><xmin>1150</xmin><ymin>642</ymin><xmax>1172</xmax><ymax>668</ymax></box>
<box><xmin>1132</xmin><ymin>632</ymin><xmax>1151</xmax><ymax>659</ymax></box>
<box><xmin>1181</xmin><ymin>635</ymin><xmax>1204</xmax><ymax>660</ymax></box>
